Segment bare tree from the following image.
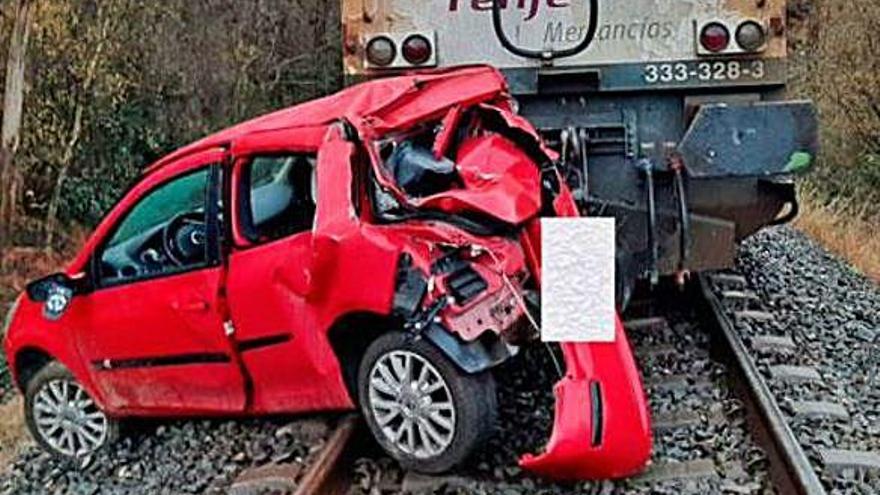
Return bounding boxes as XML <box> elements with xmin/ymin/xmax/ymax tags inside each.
<box><xmin>2</xmin><ymin>0</ymin><xmax>341</xmax><ymax>249</ymax></box>
<box><xmin>44</xmin><ymin>2</ymin><xmax>115</xmax><ymax>249</ymax></box>
<box><xmin>0</xmin><ymin>0</ymin><xmax>34</xmax><ymax>257</ymax></box>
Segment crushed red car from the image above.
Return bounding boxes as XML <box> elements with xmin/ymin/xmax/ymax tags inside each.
<box><xmin>2</xmin><ymin>66</ymin><xmax>650</xmax><ymax>479</ymax></box>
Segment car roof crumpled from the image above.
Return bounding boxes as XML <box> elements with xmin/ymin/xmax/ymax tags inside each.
<box><xmin>147</xmin><ymin>66</ymin><xmax>509</xmax><ymax>173</ymax></box>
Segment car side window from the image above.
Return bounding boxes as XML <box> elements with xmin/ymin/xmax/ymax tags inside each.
<box><xmin>98</xmin><ymin>167</ymin><xmax>217</xmax><ymax>285</ymax></box>
<box><xmin>240</xmin><ymin>155</ymin><xmax>317</xmax><ymax>243</ymax></box>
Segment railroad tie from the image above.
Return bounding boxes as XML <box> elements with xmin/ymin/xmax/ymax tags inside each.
<box><xmin>635</xmin><ymin>343</ymin><xmax>678</xmax><ymax>360</ymax></box>
<box><xmin>634</xmin><ymin>459</ymin><xmax>719</xmax><ymax>483</ymax></box>
<box><xmin>652</xmin><ymin>408</ymin><xmax>727</xmax><ymax>432</ymax></box>
<box><xmin>720</xmin><ymin>290</ymin><xmax>760</xmax><ymax>302</ymax></box>
<box><xmin>750</xmin><ymin>335</ymin><xmax>797</xmax><ymax>354</ymax></box>
<box><xmin>644</xmin><ymin>374</ymin><xmax>714</xmax><ymax>394</ymax></box>
<box><xmin>636</xmin><ymin>347</ymin><xmax>711</xmax><ymax>367</ymax></box>
<box><xmin>818</xmin><ymin>449</ymin><xmax>880</xmax><ymax>474</ymax></box>
<box><xmin>734</xmin><ymin>310</ymin><xmax>775</xmax><ymax>323</ymax></box>
<box><xmin>790</xmin><ymin>401</ymin><xmax>850</xmax><ymax>421</ymax></box>
<box><xmin>710</xmin><ymin>273</ymin><xmax>748</xmax><ymax>289</ymax></box>
<box><xmin>652</xmin><ymin>410</ymin><xmax>702</xmax><ymax>430</ymax></box>
<box><xmin>624</xmin><ymin>316</ymin><xmax>668</xmax><ymax>332</ymax></box>
<box><xmin>720</xmin><ymin>290</ymin><xmax>761</xmax><ymax>310</ymax></box>
<box><xmin>227</xmin><ymin>464</ymin><xmax>301</xmax><ymax>495</ymax></box>
<box><xmin>400</xmin><ymin>472</ymin><xmax>470</xmax><ymax>493</ymax></box>
<box><xmin>768</xmin><ymin>365</ymin><xmax>822</xmax><ymax>384</ymax></box>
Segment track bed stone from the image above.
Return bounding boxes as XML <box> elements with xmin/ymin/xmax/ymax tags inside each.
<box><xmin>0</xmin><ymin>415</ymin><xmax>334</xmax><ymax>495</ymax></box>
<box><xmin>729</xmin><ymin>226</ymin><xmax>880</xmax><ymax>494</ymax></box>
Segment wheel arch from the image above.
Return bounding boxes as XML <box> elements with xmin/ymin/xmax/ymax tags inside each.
<box><xmin>14</xmin><ymin>346</ymin><xmax>55</xmax><ymax>391</ymax></box>
<box><xmin>326</xmin><ymin>311</ymin><xmax>398</xmax><ymax>403</ymax></box>
<box><xmin>421</xmin><ymin>324</ymin><xmax>516</xmax><ymax>374</ymax></box>
<box><xmin>11</xmin><ymin>343</ymin><xmax>107</xmax><ymax>413</ymax></box>
<box><xmin>326</xmin><ymin>309</ymin><xmax>515</xmax><ymax>404</ymax></box>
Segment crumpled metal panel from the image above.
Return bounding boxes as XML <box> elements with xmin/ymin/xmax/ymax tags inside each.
<box><xmin>516</xmin><ymin>188</ymin><xmax>652</xmax><ymax>481</ymax></box>
<box><xmin>519</xmin><ymin>323</ymin><xmax>653</xmax><ymax>480</ymax></box>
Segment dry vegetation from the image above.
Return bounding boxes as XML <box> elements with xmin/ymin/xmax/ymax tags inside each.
<box><xmin>788</xmin><ymin>0</ymin><xmax>880</xmax><ymax>281</ymax></box>
<box><xmin>0</xmin><ymin>232</ymin><xmax>81</xmax><ymax>309</ymax></box>
<box><xmin>0</xmin><ymin>397</ymin><xmax>28</xmax><ymax>470</ymax></box>
<box><xmin>795</xmin><ymin>185</ymin><xmax>880</xmax><ymax>281</ymax></box>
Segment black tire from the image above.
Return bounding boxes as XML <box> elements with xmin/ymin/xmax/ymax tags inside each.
<box><xmin>357</xmin><ymin>332</ymin><xmax>497</xmax><ymax>473</ymax></box>
<box><xmin>24</xmin><ymin>361</ymin><xmax>119</xmax><ymax>459</ymax></box>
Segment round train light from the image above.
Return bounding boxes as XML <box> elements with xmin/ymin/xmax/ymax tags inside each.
<box><xmin>736</xmin><ymin>21</ymin><xmax>766</xmax><ymax>51</ymax></box>
<box><xmin>402</xmin><ymin>35</ymin><xmax>432</xmax><ymax>65</ymax></box>
<box><xmin>700</xmin><ymin>23</ymin><xmax>730</xmax><ymax>53</ymax></box>
<box><xmin>366</xmin><ymin>36</ymin><xmax>396</xmax><ymax>67</ymax></box>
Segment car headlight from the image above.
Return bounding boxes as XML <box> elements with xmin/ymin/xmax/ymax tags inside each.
<box><xmin>2</xmin><ymin>296</ymin><xmax>21</xmax><ymax>341</ymax></box>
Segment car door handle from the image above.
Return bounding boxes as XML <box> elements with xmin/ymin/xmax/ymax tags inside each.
<box><xmin>171</xmin><ymin>300</ymin><xmax>210</xmax><ymax>313</ymax></box>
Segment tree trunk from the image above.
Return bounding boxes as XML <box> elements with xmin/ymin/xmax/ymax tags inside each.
<box><xmin>44</xmin><ymin>7</ymin><xmax>112</xmax><ymax>249</ymax></box>
<box><xmin>0</xmin><ymin>0</ymin><xmax>34</xmax><ymax>259</ymax></box>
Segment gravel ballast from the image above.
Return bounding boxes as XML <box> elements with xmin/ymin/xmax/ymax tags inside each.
<box><xmin>0</xmin><ymin>354</ymin><xmax>11</xmax><ymax>403</ymax></box>
<box><xmin>728</xmin><ymin>226</ymin><xmax>880</xmax><ymax>493</ymax></box>
<box><xmin>0</xmin><ymin>415</ymin><xmax>333</xmax><ymax>495</ymax></box>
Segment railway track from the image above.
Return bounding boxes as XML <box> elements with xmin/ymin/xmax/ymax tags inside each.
<box><xmin>706</xmin><ymin>266</ymin><xmax>880</xmax><ymax>494</ymax></box>
<box><xmin>286</xmin><ymin>272</ymin><xmax>846</xmax><ymax>494</ymax></box>
<box><xmin>697</xmin><ymin>273</ymin><xmax>823</xmax><ymax>495</ymax></box>
<box><xmin>622</xmin><ymin>283</ymin><xmax>775</xmax><ymax>493</ymax></box>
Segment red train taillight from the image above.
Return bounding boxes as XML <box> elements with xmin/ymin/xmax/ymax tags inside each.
<box><xmin>402</xmin><ymin>35</ymin><xmax>432</xmax><ymax>65</ymax></box>
<box><xmin>700</xmin><ymin>22</ymin><xmax>730</xmax><ymax>53</ymax></box>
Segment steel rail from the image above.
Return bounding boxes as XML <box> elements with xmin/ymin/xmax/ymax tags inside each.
<box><xmin>293</xmin><ymin>414</ymin><xmax>360</xmax><ymax>495</ymax></box>
<box><xmin>696</xmin><ymin>274</ymin><xmax>826</xmax><ymax>495</ymax></box>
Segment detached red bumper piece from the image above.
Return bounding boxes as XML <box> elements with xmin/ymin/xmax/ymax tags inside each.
<box><xmin>520</xmin><ymin>318</ymin><xmax>652</xmax><ymax>480</ymax></box>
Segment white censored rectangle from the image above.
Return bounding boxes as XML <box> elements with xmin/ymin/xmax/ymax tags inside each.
<box><xmin>541</xmin><ymin>217</ymin><xmax>616</xmax><ymax>343</ymax></box>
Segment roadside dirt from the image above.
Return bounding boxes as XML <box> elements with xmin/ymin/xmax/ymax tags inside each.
<box><xmin>0</xmin><ymin>397</ymin><xmax>29</xmax><ymax>472</ymax></box>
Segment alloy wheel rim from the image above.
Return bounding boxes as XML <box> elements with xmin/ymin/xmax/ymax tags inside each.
<box><xmin>33</xmin><ymin>378</ymin><xmax>108</xmax><ymax>457</ymax></box>
<box><xmin>368</xmin><ymin>350</ymin><xmax>456</xmax><ymax>459</ymax></box>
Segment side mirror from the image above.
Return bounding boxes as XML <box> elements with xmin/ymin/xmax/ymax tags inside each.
<box><xmin>26</xmin><ymin>273</ymin><xmax>87</xmax><ymax>321</ymax></box>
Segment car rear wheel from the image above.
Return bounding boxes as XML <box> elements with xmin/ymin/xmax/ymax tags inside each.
<box><xmin>357</xmin><ymin>332</ymin><xmax>497</xmax><ymax>473</ymax></box>
<box><xmin>24</xmin><ymin>361</ymin><xmax>118</xmax><ymax>459</ymax></box>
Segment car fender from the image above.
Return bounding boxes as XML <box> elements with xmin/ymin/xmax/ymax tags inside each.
<box><xmin>4</xmin><ymin>297</ymin><xmax>107</xmax><ymax>410</ymax></box>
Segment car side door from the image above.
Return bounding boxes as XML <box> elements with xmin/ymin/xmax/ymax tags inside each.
<box><xmin>73</xmin><ymin>150</ymin><xmax>246</xmax><ymax>414</ymax></box>
<box><xmin>224</xmin><ymin>151</ymin><xmax>352</xmax><ymax>413</ymax></box>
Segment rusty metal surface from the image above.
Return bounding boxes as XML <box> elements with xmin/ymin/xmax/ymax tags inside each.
<box><xmin>294</xmin><ymin>415</ymin><xmax>361</xmax><ymax>495</ymax></box>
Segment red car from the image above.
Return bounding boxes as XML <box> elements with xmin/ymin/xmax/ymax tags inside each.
<box><xmin>2</xmin><ymin>67</ymin><xmax>650</xmax><ymax>479</ymax></box>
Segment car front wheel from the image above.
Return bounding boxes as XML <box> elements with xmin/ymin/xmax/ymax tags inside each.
<box><xmin>357</xmin><ymin>332</ymin><xmax>497</xmax><ymax>473</ymax></box>
<box><xmin>24</xmin><ymin>361</ymin><xmax>118</xmax><ymax>459</ymax></box>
